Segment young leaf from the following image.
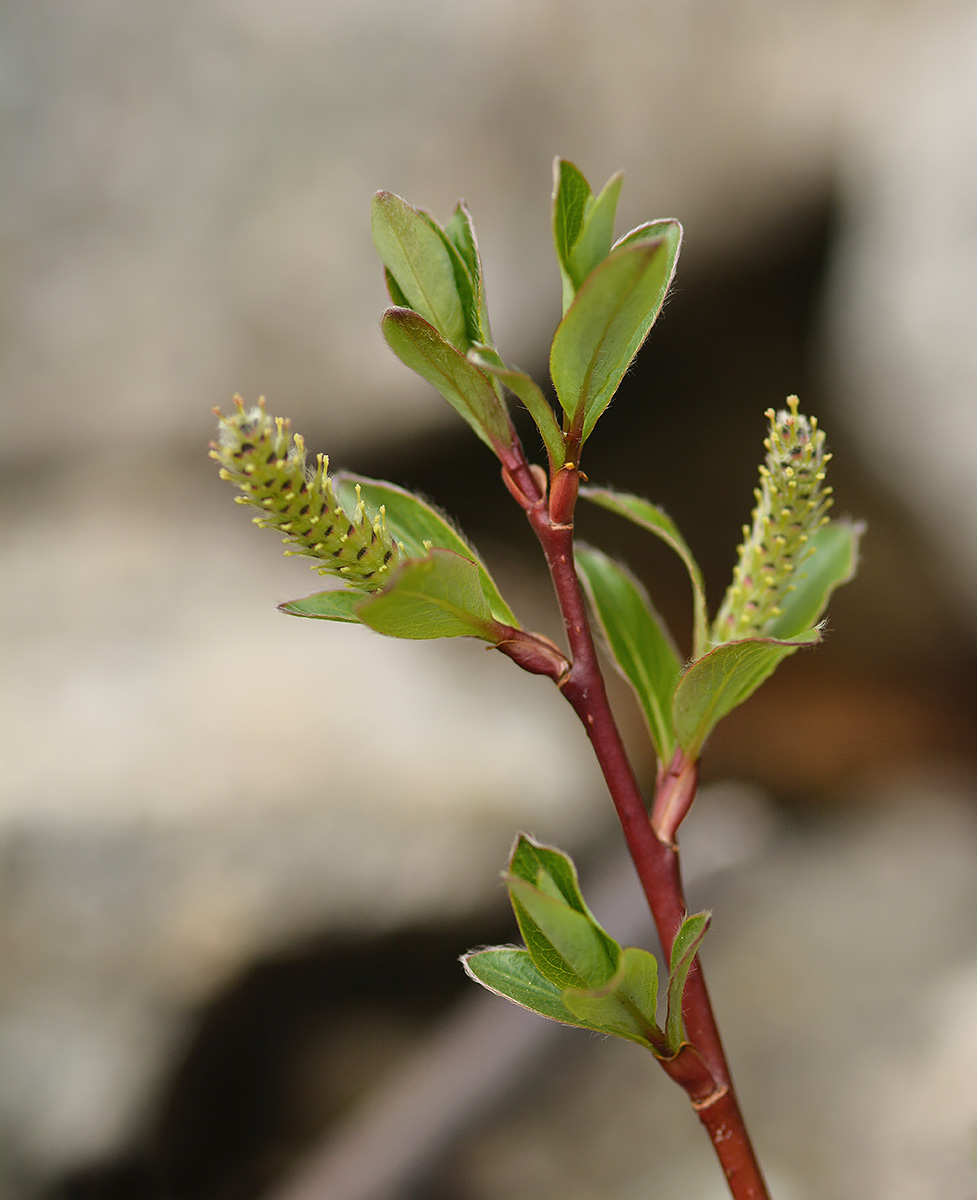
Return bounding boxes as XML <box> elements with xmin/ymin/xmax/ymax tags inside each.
<box><xmin>765</xmin><ymin>518</ymin><xmax>864</xmax><ymax>640</ymax></box>
<box><xmin>507</xmin><ymin>836</ymin><xmax>620</xmax><ymax>965</ymax></box>
<box><xmin>575</xmin><ymin>545</ymin><xmax>681</xmax><ymax>763</ymax></box>
<box><xmin>565</xmin><ymin>945</ymin><xmax>664</xmax><ymax>1048</ymax></box>
<box><xmin>561</xmin><ymin>952</ymin><xmax>658</xmax><ymax>1047</ymax></box>
<box><xmin>506</xmin><ymin>835</ymin><xmax>620</xmax><ymax>991</ymax></box>
<box><xmin>613</xmin><ymin>218</ymin><xmax>683</xmax><ymax>260</ymax></box>
<box><xmin>509</xmin><ymin>834</ymin><xmax>591</xmax><ymax>912</ymax></box>
<box><xmin>383</xmin><ymin>267</ymin><xmax>412</xmax><ymax>310</ymax></box>
<box><xmin>507</xmin><ymin>876</ymin><xmax>620</xmax><ymax>991</ymax></box>
<box><xmin>550</xmin><ymin>239</ymin><xmax>676</xmax><ymax>447</ymax></box>
<box><xmin>332</xmin><ymin>474</ymin><xmax>518</xmax><ymax>626</ymax></box>
<box><xmin>464</xmin><ymin>946</ymin><xmax>664</xmax><ymax>1048</ymax></box>
<box><xmin>371</xmin><ymin>192</ymin><xmax>467</xmax><ymax>348</ymax></box>
<box><xmin>381</xmin><ymin>308</ymin><xmax>513</xmax><ymax>452</ymax></box>
<box><xmin>580</xmin><ymin>486</ymin><xmax>709</xmax><ymax>659</ymax></box>
<box><xmin>416</xmin><ymin>209</ymin><xmax>483</xmax><ymax>349</ymax></box>
<box><xmin>616</xmin><ymin>944</ymin><xmax>661</xmax><ymax>1029</ymax></box>
<box><xmin>278</xmin><ymin>590</ymin><xmax>363</xmax><ymax>622</ymax></box>
<box><xmin>469</xmin><ymin>349</ymin><xmax>565</xmax><ymax>473</ymax></box>
<box><xmin>568</xmin><ymin>171</ymin><xmax>623</xmax><ymax>291</ymax></box>
<box><xmin>552</xmin><ymin>158</ymin><xmax>594</xmax><ymax>311</ymax></box>
<box><xmin>468</xmin><ymin>841</ymin><xmax>667</xmax><ymax>1051</ymax></box>
<box><xmin>462</xmin><ymin>946</ymin><xmax>591</xmax><ymax>1027</ymax></box>
<box><xmin>672</xmin><ymin>628</ymin><xmax>822</xmax><ymax>758</ymax></box>
<box><xmin>355</xmin><ymin>548</ymin><xmax>506</xmax><ymax>641</ymax></box>
<box><xmin>560</xmin><ymin>988</ymin><xmax>652</xmax><ymax>1044</ymax></box>
<box><xmin>665</xmin><ymin>912</ymin><xmax>711</xmax><ymax>1053</ymax></box>
<box><xmin>444</xmin><ymin>201</ymin><xmax>492</xmax><ymax>344</ymax></box>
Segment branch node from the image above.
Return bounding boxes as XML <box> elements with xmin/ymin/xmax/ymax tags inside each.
<box><xmin>692</xmin><ymin>1083</ymin><xmax>730</xmax><ymax>1112</ymax></box>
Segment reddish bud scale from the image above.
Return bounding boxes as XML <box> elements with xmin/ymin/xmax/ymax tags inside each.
<box><xmin>495</xmin><ymin>630</ymin><xmax>570</xmax><ymax>680</ymax></box>
<box><xmin>548</xmin><ymin>462</ymin><xmax>580</xmax><ymax>525</ymax></box>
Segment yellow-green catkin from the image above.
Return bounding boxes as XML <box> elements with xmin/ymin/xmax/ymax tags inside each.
<box><xmin>712</xmin><ymin>396</ymin><xmax>832</xmax><ymax>641</ymax></box>
<box><xmin>211</xmin><ymin>396</ymin><xmax>401</xmax><ymax>588</ymax></box>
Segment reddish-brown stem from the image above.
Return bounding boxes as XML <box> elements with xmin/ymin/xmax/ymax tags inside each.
<box><xmin>504</xmin><ymin>442</ymin><xmax>770</xmax><ymax>1200</ymax></box>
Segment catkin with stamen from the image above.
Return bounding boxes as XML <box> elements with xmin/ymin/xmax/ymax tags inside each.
<box><xmin>712</xmin><ymin>396</ymin><xmax>832</xmax><ymax>642</ymax></box>
<box><xmin>211</xmin><ymin>396</ymin><xmax>401</xmax><ymax>588</ymax></box>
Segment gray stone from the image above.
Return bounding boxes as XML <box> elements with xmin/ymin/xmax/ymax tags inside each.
<box><xmin>0</xmin><ymin>464</ymin><xmax>599</xmax><ymax>1188</ymax></box>
<box><xmin>0</xmin><ymin>0</ymin><xmax>952</xmax><ymax>461</ymax></box>
<box><xmin>825</xmin><ymin>7</ymin><xmax>977</xmax><ymax>629</ymax></box>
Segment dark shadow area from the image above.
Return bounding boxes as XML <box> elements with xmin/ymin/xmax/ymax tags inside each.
<box><xmin>41</xmin><ymin>918</ymin><xmax>511</xmax><ymax>1200</ymax></box>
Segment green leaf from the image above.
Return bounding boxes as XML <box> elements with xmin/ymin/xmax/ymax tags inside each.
<box><xmin>616</xmin><ymin>944</ymin><xmax>661</xmax><ymax>1029</ymax></box>
<box><xmin>575</xmin><ymin>545</ymin><xmax>682</xmax><ymax>763</ymax></box>
<box><xmin>416</xmin><ymin>209</ymin><xmax>483</xmax><ymax>350</ymax></box>
<box><xmin>355</xmin><ymin>548</ymin><xmax>505</xmax><ymax>641</ymax></box>
<box><xmin>505</xmin><ymin>837</ymin><xmax>620</xmax><ymax>991</ymax></box>
<box><xmin>550</xmin><ymin>239</ymin><xmax>676</xmax><ymax>445</ymax></box>
<box><xmin>580</xmin><ymin>487</ymin><xmax>709</xmax><ymax>659</ymax></box>
<box><xmin>444</xmin><ymin>201</ymin><xmax>492</xmax><ymax>344</ymax></box>
<box><xmin>508</xmin><ymin>877</ymin><xmax>619</xmax><ymax>990</ymax></box>
<box><xmin>371</xmin><ymin>191</ymin><xmax>467</xmax><ymax>348</ymax></box>
<box><xmin>568</xmin><ymin>171</ymin><xmax>623</xmax><ymax>291</ymax></box>
<box><xmin>467</xmin><ymin>841</ymin><xmax>668</xmax><ymax>1051</ymax></box>
<box><xmin>381</xmin><ymin>308</ymin><xmax>512</xmax><ymax>451</ymax></box>
<box><xmin>665</xmin><ymin>912</ymin><xmax>710</xmax><ymax>1052</ymax></box>
<box><xmin>462</xmin><ymin>946</ymin><xmax>611</xmax><ymax>1031</ymax></box>
<box><xmin>552</xmin><ymin>158</ymin><xmax>593</xmax><ymax>312</ymax></box>
<box><xmin>561</xmin><ymin>951</ymin><xmax>656</xmax><ymax>1047</ymax></box>
<box><xmin>508</xmin><ymin>835</ymin><xmax>614</xmax><ymax>926</ymax></box>
<box><xmin>613</xmin><ymin>218</ymin><xmax>683</xmax><ymax>261</ymax></box>
<box><xmin>469</xmin><ymin>349</ymin><xmax>565</xmax><ymax>473</ymax></box>
<box><xmin>508</xmin><ymin>834</ymin><xmax>589</xmax><ymax>910</ymax></box>
<box><xmin>332</xmin><ymin>474</ymin><xmax>518</xmax><ymax>626</ymax></box>
<box><xmin>766</xmin><ymin>519</ymin><xmax>864</xmax><ymax>640</ymax></box>
<box><xmin>383</xmin><ymin>267</ymin><xmax>412</xmax><ymax>310</ymax></box>
<box><xmin>564</xmin><ymin>946</ymin><xmax>663</xmax><ymax>1047</ymax></box>
<box><xmin>463</xmin><ymin>946</ymin><xmax>664</xmax><ymax>1047</ymax></box>
<box><xmin>560</xmin><ymin>987</ymin><xmax>650</xmax><ymax>1043</ymax></box>
<box><xmin>672</xmin><ymin>628</ymin><xmax>822</xmax><ymax>758</ymax></box>
<box><xmin>506</xmin><ymin>836</ymin><xmax>620</xmax><ymax>966</ymax></box>
<box><xmin>278</xmin><ymin>589</ymin><xmax>362</xmax><ymax>622</ymax></box>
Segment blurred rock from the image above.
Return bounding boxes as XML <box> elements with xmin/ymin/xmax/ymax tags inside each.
<box><xmin>0</xmin><ymin>0</ymin><xmax>955</xmax><ymax>462</ymax></box>
<box><xmin>0</xmin><ymin>463</ymin><xmax>600</xmax><ymax>1193</ymax></box>
<box><xmin>825</xmin><ymin>7</ymin><xmax>977</xmax><ymax>631</ymax></box>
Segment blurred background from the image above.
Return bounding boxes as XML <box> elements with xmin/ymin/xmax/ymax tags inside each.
<box><xmin>2</xmin><ymin>2</ymin><xmax>977</xmax><ymax>1198</ymax></box>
